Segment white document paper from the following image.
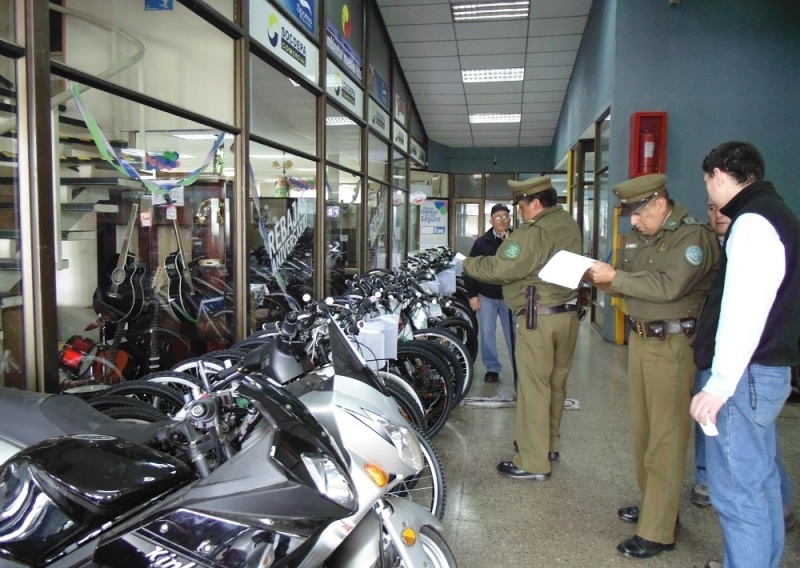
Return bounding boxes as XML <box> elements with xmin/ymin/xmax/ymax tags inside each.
<box><xmin>539</xmin><ymin>250</ymin><xmax>597</xmax><ymax>289</ymax></box>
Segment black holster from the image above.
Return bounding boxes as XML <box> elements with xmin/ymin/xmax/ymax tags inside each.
<box><xmin>525</xmin><ymin>286</ymin><xmax>538</xmax><ymax>330</ymax></box>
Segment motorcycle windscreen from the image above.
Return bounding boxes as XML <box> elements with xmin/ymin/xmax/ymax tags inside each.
<box><xmin>326</xmin><ymin>314</ymin><xmax>388</xmax><ymax>395</ymax></box>
<box><xmin>0</xmin><ymin>435</ymin><xmax>192</xmax><ymax>566</ymax></box>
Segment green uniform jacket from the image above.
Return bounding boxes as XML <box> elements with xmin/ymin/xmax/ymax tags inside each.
<box><xmin>611</xmin><ymin>202</ymin><xmax>719</xmax><ymax>321</ymax></box>
<box><xmin>462</xmin><ymin>206</ymin><xmax>582</xmax><ymax>312</ymax></box>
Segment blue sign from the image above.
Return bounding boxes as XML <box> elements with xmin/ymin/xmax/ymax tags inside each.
<box><xmin>145</xmin><ymin>0</ymin><xmax>173</xmax><ymax>10</ymax></box>
<box><xmin>277</xmin><ymin>0</ymin><xmax>316</xmax><ymax>34</ymax></box>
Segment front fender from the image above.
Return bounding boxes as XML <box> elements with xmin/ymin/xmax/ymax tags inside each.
<box><xmin>326</xmin><ymin>498</ymin><xmax>443</xmax><ymax>568</ymax></box>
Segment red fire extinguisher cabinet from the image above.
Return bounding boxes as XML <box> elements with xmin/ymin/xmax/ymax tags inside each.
<box><xmin>629</xmin><ymin>112</ymin><xmax>667</xmax><ymax>178</ymax></box>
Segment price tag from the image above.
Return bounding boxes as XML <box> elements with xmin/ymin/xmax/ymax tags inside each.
<box><xmin>166</xmin><ymin>205</ymin><xmax>177</xmax><ymax>220</ymax></box>
<box><xmin>140</xmin><ymin>211</ymin><xmax>152</xmax><ymax>227</ymax></box>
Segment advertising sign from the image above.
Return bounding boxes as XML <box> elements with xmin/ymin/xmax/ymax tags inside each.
<box><xmin>368</xmin><ymin>98</ymin><xmax>390</xmax><ymax>138</ymax></box>
<box><xmin>250</xmin><ymin>0</ymin><xmax>319</xmax><ymax>83</ymax></box>
<box><xmin>326</xmin><ymin>60</ymin><xmax>364</xmax><ymax>118</ymax></box>
<box><xmin>419</xmin><ymin>199</ymin><xmax>448</xmax><ymax>248</ymax></box>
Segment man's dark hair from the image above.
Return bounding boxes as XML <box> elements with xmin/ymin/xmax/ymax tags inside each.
<box><xmin>702</xmin><ymin>141</ymin><xmax>765</xmax><ymax>185</ymax></box>
<box><xmin>530</xmin><ymin>187</ymin><xmax>557</xmax><ymax>208</ymax></box>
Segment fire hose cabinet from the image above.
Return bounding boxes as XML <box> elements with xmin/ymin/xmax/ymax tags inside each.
<box><xmin>629</xmin><ymin>112</ymin><xmax>667</xmax><ymax>178</ymax></box>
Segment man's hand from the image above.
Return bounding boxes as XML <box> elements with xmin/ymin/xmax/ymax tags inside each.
<box><xmin>586</xmin><ymin>261</ymin><xmax>616</xmax><ymax>285</ymax></box>
<box><xmin>469</xmin><ymin>297</ymin><xmax>481</xmax><ymax>312</ymax></box>
<box><xmin>690</xmin><ymin>390</ymin><xmax>727</xmax><ymax>427</ymax></box>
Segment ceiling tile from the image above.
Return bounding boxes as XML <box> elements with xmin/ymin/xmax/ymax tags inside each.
<box><xmin>529</xmin><ymin>16</ymin><xmax>588</xmax><ymax>37</ymax></box>
<box><xmin>416</xmin><ymin>104</ymin><xmax>469</xmax><ymax>115</ymax></box>
<box><xmin>526</xmin><ymin>50</ymin><xmax>579</xmax><ymax>67</ymax></box>
<box><xmin>413</xmin><ymin>93</ymin><xmax>468</xmax><ymax>106</ymax></box>
<box><xmin>394</xmin><ymin>41</ymin><xmax>458</xmax><ymax>58</ymax></box>
<box><xmin>468</xmin><ymin>103</ymin><xmax>524</xmax><ymax>114</ymax></box>
<box><xmin>523</xmin><ymin>78</ymin><xmax>570</xmax><ymax>92</ymax></box>
<box><xmin>520</xmin><ymin>101</ymin><xmax>562</xmax><ymax>113</ymax></box>
<box><xmin>454</xmin><ymin>20</ymin><xmax>530</xmax><ymax>41</ymax></box>
<box><xmin>379</xmin><ymin>4</ymin><xmax>452</xmax><ymax>25</ymax></box>
<box><xmin>376</xmin><ymin>0</ymin><xmax>449</xmax><ymax>5</ymax></box>
<box><xmin>384</xmin><ymin>24</ymin><xmax>455</xmax><ymax>43</ymax></box>
<box><xmin>459</xmin><ymin>38</ymin><xmax>528</xmax><ymax>56</ymax></box>
<box><xmin>459</xmin><ymin>54</ymin><xmax>527</xmax><ymax>69</ymax></box>
<box><xmin>410</xmin><ymin>82</ymin><xmax>466</xmax><ymax>95</ymax></box>
<box><xmin>524</xmin><ymin>65</ymin><xmax>573</xmax><ymax>80</ymax></box>
<box><xmin>528</xmin><ymin>34</ymin><xmax>583</xmax><ymax>53</ymax></box>
<box><xmin>531</xmin><ymin>0</ymin><xmax>593</xmax><ymax>19</ymax></box>
<box><xmin>523</xmin><ymin>111</ymin><xmax>562</xmax><ymax>122</ymax></box>
<box><xmin>522</xmin><ymin>91</ymin><xmax>566</xmax><ymax>103</ymax></box>
<box><xmin>465</xmin><ymin>82</ymin><xmax>523</xmax><ymax>95</ymax></box>
<box><xmin>404</xmin><ymin>69</ymin><xmax>463</xmax><ymax>84</ymax></box>
<box><xmin>399</xmin><ymin>56</ymin><xmax>461</xmax><ymax>71</ymax></box>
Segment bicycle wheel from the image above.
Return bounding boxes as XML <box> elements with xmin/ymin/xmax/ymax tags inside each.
<box><xmin>390</xmin><ymin>342</ymin><xmax>453</xmax><ymax>438</ymax></box>
<box><xmin>170</xmin><ymin>356</ymin><xmax>226</xmax><ymax>384</ymax></box>
<box><xmin>384</xmin><ymin>379</ymin><xmax>427</xmax><ymax>434</ymax></box>
<box><xmin>387</xmin><ymin>427</ymin><xmax>447</xmax><ymax>520</ymax></box>
<box><xmin>435</xmin><ymin>316</ymin><xmax>479</xmax><ymax>363</ymax></box>
<box><xmin>141</xmin><ymin>371</ymin><xmax>204</xmax><ymax>401</ymax></box>
<box><xmin>91</xmin><ymin>380</ymin><xmax>186</xmax><ymax>417</ymax></box>
<box><xmin>87</xmin><ymin>394</ymin><xmax>155</xmax><ymax>412</ymax></box>
<box><xmin>442</xmin><ymin>298</ymin><xmax>479</xmax><ymax>337</ymax></box>
<box><xmin>102</xmin><ymin>405</ymin><xmax>169</xmax><ymax>423</ymax></box>
<box><xmin>414</xmin><ymin>327</ymin><xmax>474</xmax><ymax>404</ymax></box>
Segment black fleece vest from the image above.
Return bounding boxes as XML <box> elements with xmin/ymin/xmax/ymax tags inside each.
<box><xmin>694</xmin><ymin>181</ymin><xmax>800</xmax><ymax>370</ymax></box>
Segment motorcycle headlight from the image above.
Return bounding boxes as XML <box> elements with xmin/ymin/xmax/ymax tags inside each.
<box><xmin>381</xmin><ymin>423</ymin><xmax>424</xmax><ymax>472</ymax></box>
<box><xmin>301</xmin><ymin>453</ymin><xmax>357</xmax><ymax>509</ymax></box>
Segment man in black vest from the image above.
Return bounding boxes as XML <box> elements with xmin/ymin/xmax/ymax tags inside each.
<box><xmin>690</xmin><ymin>141</ymin><xmax>800</xmax><ymax>568</ymax></box>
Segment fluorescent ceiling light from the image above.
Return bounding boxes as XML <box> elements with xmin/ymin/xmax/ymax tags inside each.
<box><xmin>462</xmin><ymin>68</ymin><xmax>524</xmax><ymax>83</ymax></box>
<box><xmin>452</xmin><ymin>1</ymin><xmax>529</xmax><ymax>22</ymax></box>
<box><xmin>469</xmin><ymin>114</ymin><xmax>521</xmax><ymax>124</ymax></box>
<box><xmin>172</xmin><ymin>133</ymin><xmax>235</xmax><ymax>141</ymax></box>
<box><xmin>326</xmin><ymin>116</ymin><xmax>357</xmax><ymax>126</ymax></box>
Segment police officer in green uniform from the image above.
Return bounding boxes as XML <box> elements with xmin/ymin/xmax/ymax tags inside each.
<box><xmin>462</xmin><ymin>176</ymin><xmax>582</xmax><ymax>481</ymax></box>
<box><xmin>587</xmin><ymin>174</ymin><xmax>719</xmax><ymax>559</ymax></box>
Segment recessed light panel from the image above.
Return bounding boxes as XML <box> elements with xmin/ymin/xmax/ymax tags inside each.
<box><xmin>469</xmin><ymin>114</ymin><xmax>521</xmax><ymax>124</ymax></box>
<box><xmin>452</xmin><ymin>1</ymin><xmax>530</xmax><ymax>22</ymax></box>
<box><xmin>462</xmin><ymin>68</ymin><xmax>524</xmax><ymax>83</ymax></box>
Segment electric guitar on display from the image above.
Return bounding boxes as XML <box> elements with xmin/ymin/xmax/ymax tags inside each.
<box><xmin>164</xmin><ymin>218</ymin><xmax>199</xmax><ymax>324</ymax></box>
<box><xmin>93</xmin><ymin>204</ymin><xmax>145</xmax><ymax>323</ymax></box>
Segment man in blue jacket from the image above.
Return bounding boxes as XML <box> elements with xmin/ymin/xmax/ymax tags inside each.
<box><xmin>464</xmin><ymin>203</ymin><xmax>515</xmax><ymax>383</ymax></box>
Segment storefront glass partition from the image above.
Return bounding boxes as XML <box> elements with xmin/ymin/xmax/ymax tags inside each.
<box><xmin>325</xmin><ymin>166</ymin><xmax>362</xmax><ymax>294</ymax></box>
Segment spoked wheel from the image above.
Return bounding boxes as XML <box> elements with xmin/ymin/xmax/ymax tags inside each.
<box><xmin>142</xmin><ymin>371</ymin><xmax>204</xmax><ymax>401</ymax></box>
<box><xmin>170</xmin><ymin>357</ymin><xmax>226</xmax><ymax>384</ymax></box>
<box><xmin>418</xmin><ymin>526</ymin><xmax>458</xmax><ymax>567</ymax></box>
<box><xmin>413</xmin><ymin>327</ymin><xmax>474</xmax><ymax>404</ymax></box>
<box><xmin>102</xmin><ymin>405</ymin><xmax>169</xmax><ymax>423</ymax></box>
<box><xmin>390</xmin><ymin>342</ymin><xmax>453</xmax><ymax>438</ymax></box>
<box><xmin>387</xmin><ymin>428</ymin><xmax>447</xmax><ymax>520</ymax></box>
<box><xmin>90</xmin><ymin>380</ymin><xmax>186</xmax><ymax>417</ymax></box>
<box><xmin>384</xmin><ymin>379</ymin><xmax>427</xmax><ymax>434</ymax></box>
<box><xmin>435</xmin><ymin>316</ymin><xmax>479</xmax><ymax>363</ymax></box>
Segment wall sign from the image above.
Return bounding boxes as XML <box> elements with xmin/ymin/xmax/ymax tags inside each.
<box><xmin>326</xmin><ymin>21</ymin><xmax>362</xmax><ymax>79</ymax></box>
<box><xmin>368</xmin><ymin>99</ymin><xmax>390</xmax><ymax>138</ymax></box>
<box><xmin>394</xmin><ymin>93</ymin><xmax>407</xmax><ymax>125</ymax></box>
<box><xmin>419</xmin><ymin>200</ymin><xmax>448</xmax><ymax>248</ymax></box>
<box><xmin>410</xmin><ymin>138</ymin><xmax>426</xmax><ymax>166</ymax></box>
<box><xmin>326</xmin><ymin>60</ymin><xmax>364</xmax><ymax>119</ymax></box>
<box><xmin>393</xmin><ymin>123</ymin><xmax>408</xmax><ymax>152</ymax></box>
<box><xmin>250</xmin><ymin>0</ymin><xmax>319</xmax><ymax>84</ymax></box>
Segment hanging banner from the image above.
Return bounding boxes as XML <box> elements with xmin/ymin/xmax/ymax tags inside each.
<box><xmin>326</xmin><ymin>60</ymin><xmax>364</xmax><ymax>119</ymax></box>
<box><xmin>410</xmin><ymin>138</ymin><xmax>426</xmax><ymax>166</ymax></box>
<box><xmin>368</xmin><ymin>65</ymin><xmax>390</xmax><ymax>109</ymax></box>
<box><xmin>368</xmin><ymin>98</ymin><xmax>390</xmax><ymax>138</ymax></box>
<box><xmin>419</xmin><ymin>199</ymin><xmax>448</xmax><ymax>249</ymax></box>
<box><xmin>250</xmin><ymin>0</ymin><xmax>319</xmax><ymax>84</ymax></box>
<box><xmin>326</xmin><ymin>20</ymin><xmax>362</xmax><ymax>79</ymax></box>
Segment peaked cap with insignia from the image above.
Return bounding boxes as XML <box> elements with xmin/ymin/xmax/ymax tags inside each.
<box><xmin>613</xmin><ymin>174</ymin><xmax>667</xmax><ymax>216</ymax></box>
<box><xmin>508</xmin><ymin>176</ymin><xmax>552</xmax><ymax>205</ymax></box>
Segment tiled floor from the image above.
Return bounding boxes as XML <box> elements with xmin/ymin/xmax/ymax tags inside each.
<box><xmin>434</xmin><ymin>321</ymin><xmax>800</xmax><ymax>567</ymax></box>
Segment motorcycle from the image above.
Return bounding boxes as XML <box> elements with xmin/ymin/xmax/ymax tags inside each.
<box><xmin>0</xmin><ymin>312</ymin><xmax>457</xmax><ymax>567</ymax></box>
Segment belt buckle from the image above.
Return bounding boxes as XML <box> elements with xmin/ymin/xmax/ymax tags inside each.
<box><xmin>635</xmin><ymin>321</ymin><xmax>646</xmax><ymax>337</ymax></box>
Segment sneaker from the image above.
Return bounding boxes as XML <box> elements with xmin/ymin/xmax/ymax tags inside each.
<box><xmin>484</xmin><ymin>371</ymin><xmax>499</xmax><ymax>383</ymax></box>
<box><xmin>691</xmin><ymin>484</ymin><xmax>711</xmax><ymax>507</ymax></box>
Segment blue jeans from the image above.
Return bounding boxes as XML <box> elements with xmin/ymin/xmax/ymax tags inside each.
<box><xmin>701</xmin><ymin>364</ymin><xmax>791</xmax><ymax>568</ymax></box>
<box><xmin>694</xmin><ymin>370</ymin><xmax>793</xmax><ymax>508</ymax></box>
<box><xmin>477</xmin><ymin>294</ymin><xmax>515</xmax><ymax>374</ymax></box>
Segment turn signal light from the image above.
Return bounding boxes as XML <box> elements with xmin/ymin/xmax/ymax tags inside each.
<box><xmin>364</xmin><ymin>463</ymin><xmax>388</xmax><ymax>487</ymax></box>
<box><xmin>401</xmin><ymin>527</ymin><xmax>417</xmax><ymax>546</ymax></box>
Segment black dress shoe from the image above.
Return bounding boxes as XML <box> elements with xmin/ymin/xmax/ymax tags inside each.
<box><xmin>484</xmin><ymin>371</ymin><xmax>499</xmax><ymax>383</ymax></box>
<box><xmin>617</xmin><ymin>535</ymin><xmax>674</xmax><ymax>559</ymax></box>
<box><xmin>496</xmin><ymin>461</ymin><xmax>550</xmax><ymax>481</ymax></box>
<box><xmin>548</xmin><ymin>452</ymin><xmax>559</xmax><ymax>461</ymax></box>
<box><xmin>618</xmin><ymin>506</ymin><xmax>639</xmax><ymax>523</ymax></box>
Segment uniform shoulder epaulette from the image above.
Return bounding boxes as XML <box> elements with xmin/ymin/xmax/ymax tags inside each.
<box><xmin>681</xmin><ymin>216</ymin><xmax>703</xmax><ymax>226</ymax></box>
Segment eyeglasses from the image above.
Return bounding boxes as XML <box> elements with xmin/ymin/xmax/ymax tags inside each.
<box><xmin>492</xmin><ymin>215</ymin><xmax>510</xmax><ymax>222</ymax></box>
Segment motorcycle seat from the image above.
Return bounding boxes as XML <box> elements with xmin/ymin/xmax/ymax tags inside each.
<box><xmin>0</xmin><ymin>387</ymin><xmax>167</xmax><ymax>454</ymax></box>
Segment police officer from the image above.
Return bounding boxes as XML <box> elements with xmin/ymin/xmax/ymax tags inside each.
<box><xmin>587</xmin><ymin>174</ymin><xmax>719</xmax><ymax>559</ymax></box>
<box><xmin>462</xmin><ymin>176</ymin><xmax>581</xmax><ymax>480</ymax></box>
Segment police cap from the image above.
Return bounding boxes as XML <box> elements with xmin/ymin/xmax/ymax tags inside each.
<box><xmin>613</xmin><ymin>174</ymin><xmax>667</xmax><ymax>216</ymax></box>
<box><xmin>508</xmin><ymin>176</ymin><xmax>552</xmax><ymax>205</ymax></box>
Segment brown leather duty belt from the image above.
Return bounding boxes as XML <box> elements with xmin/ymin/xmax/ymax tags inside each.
<box><xmin>628</xmin><ymin>317</ymin><xmax>697</xmax><ymax>340</ymax></box>
<box><xmin>518</xmin><ymin>304</ymin><xmax>578</xmax><ymax>317</ymax></box>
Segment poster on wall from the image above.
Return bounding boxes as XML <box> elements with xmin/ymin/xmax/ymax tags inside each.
<box><xmin>393</xmin><ymin>123</ymin><xmax>408</xmax><ymax>153</ymax></box>
<box><xmin>368</xmin><ymin>65</ymin><xmax>390</xmax><ymax>109</ymax></box>
<box><xmin>394</xmin><ymin>93</ymin><xmax>407</xmax><ymax>126</ymax></box>
<box><xmin>410</xmin><ymin>138</ymin><xmax>426</xmax><ymax>167</ymax></box>
<box><xmin>250</xmin><ymin>0</ymin><xmax>319</xmax><ymax>83</ymax></box>
<box><xmin>325</xmin><ymin>0</ymin><xmax>364</xmax><ymax>81</ymax></box>
<box><xmin>368</xmin><ymin>98</ymin><xmax>390</xmax><ymax>138</ymax></box>
<box><xmin>419</xmin><ymin>200</ymin><xmax>448</xmax><ymax>249</ymax></box>
<box><xmin>326</xmin><ymin>59</ymin><xmax>364</xmax><ymax>119</ymax></box>
<box><xmin>275</xmin><ymin>0</ymin><xmax>316</xmax><ymax>35</ymax></box>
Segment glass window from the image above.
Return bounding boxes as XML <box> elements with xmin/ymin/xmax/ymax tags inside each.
<box><xmin>52</xmin><ymin>80</ymin><xmax>236</xmax><ymax>387</ymax></box>
<box><xmin>54</xmin><ymin>1</ymin><xmax>234</xmax><ymax>125</ymax></box>
<box><xmin>368</xmin><ymin>133</ymin><xmax>388</xmax><ymax>182</ymax></box>
<box><xmin>392</xmin><ymin>189</ymin><xmax>407</xmax><ymax>268</ymax></box>
<box><xmin>0</xmin><ymin>56</ymin><xmax>24</xmax><ymax>389</ymax></box>
<box><xmin>392</xmin><ymin>149</ymin><xmax>406</xmax><ymax>190</ymax></box>
<box><xmin>485</xmin><ymin>173</ymin><xmax>513</xmax><ymax>198</ymax></box>
<box><xmin>251</xmin><ymin>55</ymin><xmax>317</xmax><ymax>156</ymax></box>
<box><xmin>325</xmin><ymin>166</ymin><xmax>361</xmax><ymax>294</ymax></box>
<box><xmin>597</xmin><ymin>112</ymin><xmax>611</xmax><ymax>171</ymax></box>
<box><xmin>367</xmin><ymin>182</ymin><xmax>389</xmax><ymax>270</ymax></box>
<box><xmin>367</xmin><ymin>8</ymin><xmax>390</xmax><ymax>110</ymax></box>
<box><xmin>1</xmin><ymin>1</ymin><xmax>13</xmax><ymax>41</ymax></box>
<box><xmin>249</xmin><ymin>140</ymin><xmax>317</xmax><ymax>331</ymax></box>
<box><xmin>453</xmin><ymin>202</ymin><xmax>480</xmax><ymax>257</ymax></box>
<box><xmin>453</xmin><ymin>174</ymin><xmax>482</xmax><ymax>198</ymax></box>
<box><xmin>326</xmin><ymin>103</ymin><xmax>360</xmax><ymax>172</ymax></box>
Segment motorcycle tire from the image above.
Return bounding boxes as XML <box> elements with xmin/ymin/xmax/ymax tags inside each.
<box><xmin>383</xmin><ymin>378</ymin><xmax>427</xmax><ymax>434</ymax></box>
<box><xmin>387</xmin><ymin>428</ymin><xmax>447</xmax><ymax>521</ymax></box>
<box><xmin>87</xmin><ymin>394</ymin><xmax>154</xmax><ymax>412</ymax></box>
<box><xmin>419</xmin><ymin>526</ymin><xmax>458</xmax><ymax>567</ymax></box>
